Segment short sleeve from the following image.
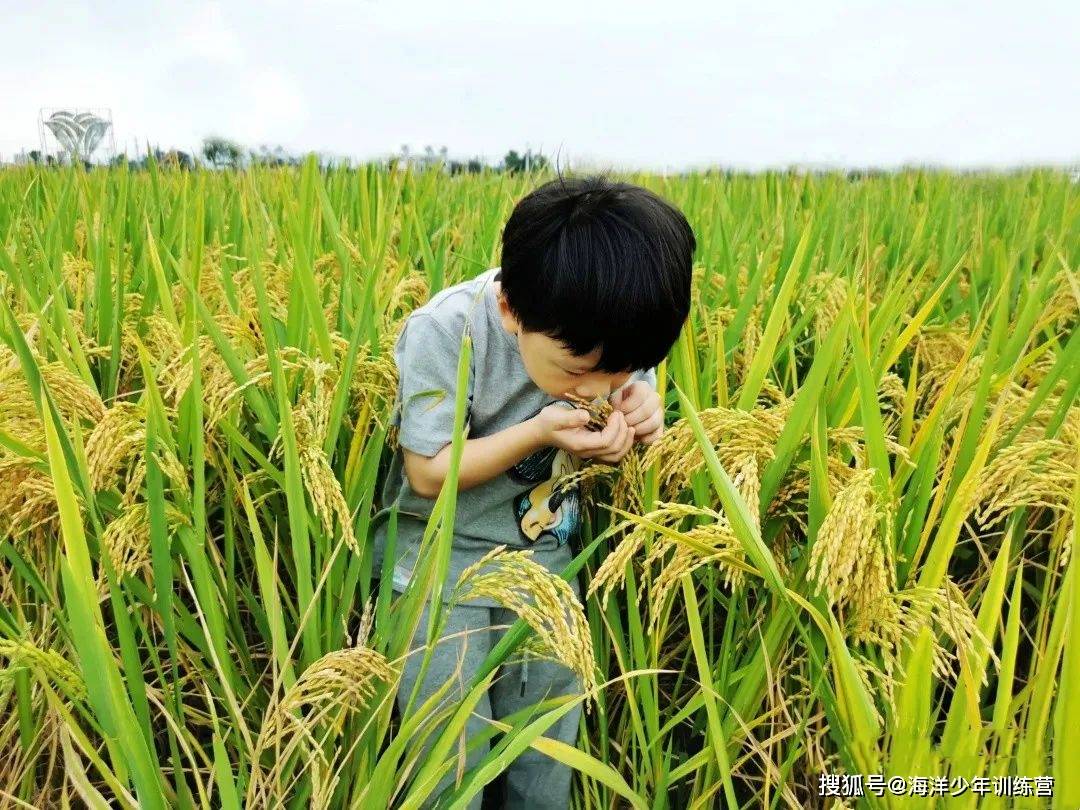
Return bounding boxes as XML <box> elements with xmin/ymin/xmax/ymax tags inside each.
<box><xmin>627</xmin><ymin>366</ymin><xmax>657</xmax><ymax>390</ymax></box>
<box><xmin>612</xmin><ymin>365</ymin><xmax>659</xmax><ymax>403</ymax></box>
<box><xmin>391</xmin><ymin>313</ymin><xmax>473</xmax><ymax>457</ymax></box>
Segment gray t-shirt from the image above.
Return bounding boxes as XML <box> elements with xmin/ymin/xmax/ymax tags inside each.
<box><xmin>370</xmin><ymin>266</ymin><xmax>657</xmax><ymax>607</ymax></box>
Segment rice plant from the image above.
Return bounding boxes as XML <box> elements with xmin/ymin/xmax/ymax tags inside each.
<box><xmin>0</xmin><ymin>158</ymin><xmax>1076</xmax><ymax>809</ymax></box>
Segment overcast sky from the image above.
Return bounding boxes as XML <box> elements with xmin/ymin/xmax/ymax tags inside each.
<box><xmin>2</xmin><ymin>0</ymin><xmax>1077</xmax><ymax>171</ymax></box>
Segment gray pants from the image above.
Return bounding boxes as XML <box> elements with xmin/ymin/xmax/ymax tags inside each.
<box><xmin>394</xmin><ymin>590</ymin><xmax>584</xmax><ymax>809</ymax></box>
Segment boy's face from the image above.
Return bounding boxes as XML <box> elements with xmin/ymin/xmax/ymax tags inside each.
<box><xmin>496</xmin><ymin>286</ymin><xmax>633</xmax><ymax>401</ymax></box>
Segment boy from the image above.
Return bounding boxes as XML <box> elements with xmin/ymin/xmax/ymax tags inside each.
<box><xmin>371</xmin><ymin>174</ymin><xmax>694</xmax><ymax>808</ymax></box>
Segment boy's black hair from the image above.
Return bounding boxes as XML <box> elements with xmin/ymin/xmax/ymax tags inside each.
<box><xmin>499</xmin><ymin>171</ymin><xmax>695</xmax><ymax>375</ymax></box>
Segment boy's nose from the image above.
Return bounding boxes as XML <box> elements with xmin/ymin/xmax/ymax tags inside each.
<box><xmin>574</xmin><ymin>382</ymin><xmax>611</xmax><ymax>401</ymax></box>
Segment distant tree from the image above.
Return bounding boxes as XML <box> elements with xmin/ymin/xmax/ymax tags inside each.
<box><xmin>501</xmin><ymin>148</ymin><xmax>548</xmax><ymax>173</ymax></box>
<box><xmin>202</xmin><ymin>136</ymin><xmax>244</xmax><ymax>169</ymax></box>
<box><xmin>129</xmin><ymin>147</ymin><xmax>173</xmax><ymax>171</ymax></box>
<box><xmin>449</xmin><ymin>156</ymin><xmax>487</xmax><ymax>175</ymax></box>
<box><xmin>426</xmin><ymin>145</ymin><xmax>448</xmax><ymax>169</ymax></box>
<box><xmin>249</xmin><ymin>143</ymin><xmax>294</xmax><ymax>167</ymax></box>
<box><xmin>161</xmin><ymin>150</ymin><xmax>194</xmax><ymax>170</ymax></box>
<box><xmin>28</xmin><ymin>150</ymin><xmax>42</xmax><ymax>164</ymax></box>
<box><xmin>502</xmin><ymin>149</ymin><xmax>522</xmax><ymax>172</ymax></box>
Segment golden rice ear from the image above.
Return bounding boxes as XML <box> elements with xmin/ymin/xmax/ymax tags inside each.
<box><xmin>806</xmin><ymin>468</ymin><xmax>891</xmax><ymax>614</ymax></box>
<box><xmin>249</xmin><ymin>644</ymin><xmax>399</xmax><ymax>806</ymax></box>
<box><xmin>563</xmin><ymin>392</ymin><xmax>614</xmax><ymax>432</ymax></box>
<box><xmin>973</xmin><ymin>435</ymin><xmax>1077</xmax><ymax>547</ymax></box>
<box><xmin>584</xmin><ymin>500</ymin><xmax>751</xmax><ymax>638</ymax></box>
<box><xmin>0</xmin><ymin>636</ymin><xmax>87</xmax><ymax>702</ymax></box>
<box><xmin>449</xmin><ymin>546</ymin><xmax>599</xmax><ymax>710</ymax></box>
<box><xmin>280</xmin><ymin>367</ymin><xmax>358</xmax><ymax>556</ymax></box>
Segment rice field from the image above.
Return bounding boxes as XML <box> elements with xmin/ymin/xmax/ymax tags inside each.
<box><xmin>0</xmin><ymin>159</ymin><xmax>1077</xmax><ymax>809</ymax></box>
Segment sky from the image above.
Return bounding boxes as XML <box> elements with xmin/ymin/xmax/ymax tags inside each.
<box><xmin>2</xmin><ymin>0</ymin><xmax>1078</xmax><ymax>171</ymax></box>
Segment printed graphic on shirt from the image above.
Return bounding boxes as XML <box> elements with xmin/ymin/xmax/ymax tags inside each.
<box><xmin>507</xmin><ymin>434</ymin><xmax>585</xmax><ymax>547</ymax></box>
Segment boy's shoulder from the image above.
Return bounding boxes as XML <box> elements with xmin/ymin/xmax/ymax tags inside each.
<box><xmin>404</xmin><ymin>267</ymin><xmax>497</xmax><ymax>340</ymax></box>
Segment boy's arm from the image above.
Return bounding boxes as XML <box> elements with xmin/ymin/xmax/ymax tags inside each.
<box><xmin>404</xmin><ymin>418</ymin><xmax>546</xmax><ymax>498</ymax></box>
<box><xmin>393</xmin><ymin>312</ymin><xmax>548</xmax><ymax>498</ymax></box>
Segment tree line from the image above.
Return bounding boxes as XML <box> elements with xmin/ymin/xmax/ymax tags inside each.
<box><xmin>20</xmin><ymin>136</ymin><xmax>550</xmax><ymax>175</ymax></box>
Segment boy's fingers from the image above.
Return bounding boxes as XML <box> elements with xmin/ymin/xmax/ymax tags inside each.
<box><xmin>610</xmin><ymin>381</ymin><xmax>642</xmax><ymax>410</ymax></box>
<box><xmin>576</xmin><ymin>430</ymin><xmax>609</xmax><ymax>453</ymax></box>
<box><xmin>553</xmin><ymin>408</ymin><xmax>589</xmax><ymax>432</ymax></box>
<box><xmin>598</xmin><ymin>410</ymin><xmax>622</xmax><ymax>443</ymax></box>
<box><xmin>638</xmin><ymin>424</ymin><xmax>663</xmax><ymax>444</ymax></box>
<box><xmin>622</xmin><ymin>395</ymin><xmax>659</xmax><ymax>428</ymax></box>
<box><xmin>588</xmin><ymin>429</ymin><xmax>615</xmax><ymax>452</ymax></box>
<box><xmin>633</xmin><ymin>410</ymin><xmax>663</xmax><ymax>438</ymax></box>
<box><xmin>597</xmin><ymin>429</ymin><xmax>634</xmax><ymax>463</ymax></box>
<box><xmin>564</xmin><ymin>408</ymin><xmax>590</xmax><ymax>428</ymax></box>
<box><xmin>574</xmin><ymin>410</ymin><xmax>627</xmax><ymax>453</ymax></box>
<box><xmin>599</xmin><ymin>423</ymin><xmax>633</xmax><ymax>460</ymax></box>
<box><xmin>608</xmin><ymin>413</ymin><xmax>629</xmax><ymax>450</ymax></box>
<box><xmin>597</xmin><ymin>447</ymin><xmax>621</xmax><ymax>463</ymax></box>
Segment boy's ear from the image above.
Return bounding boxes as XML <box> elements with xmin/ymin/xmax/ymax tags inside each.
<box><xmin>497</xmin><ymin>295</ymin><xmax>522</xmax><ymax>332</ymax></box>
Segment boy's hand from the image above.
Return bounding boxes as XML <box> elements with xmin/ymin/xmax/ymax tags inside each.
<box><xmin>533</xmin><ymin>404</ymin><xmax>636</xmax><ymax>464</ymax></box>
<box><xmin>610</xmin><ymin>381</ymin><xmax>664</xmax><ymax>445</ymax></box>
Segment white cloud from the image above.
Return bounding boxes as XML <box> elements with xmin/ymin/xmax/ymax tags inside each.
<box><xmin>171</xmin><ymin>1</ymin><xmax>245</xmax><ymax>67</ymax></box>
<box><xmin>145</xmin><ymin>2</ymin><xmax>309</xmax><ymax>153</ymax></box>
<box><xmin>235</xmin><ymin>67</ymin><xmax>307</xmax><ymax>145</ymax></box>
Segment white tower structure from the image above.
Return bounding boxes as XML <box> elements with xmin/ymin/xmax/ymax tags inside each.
<box><xmin>38</xmin><ymin>108</ymin><xmax>115</xmax><ymax>164</ymax></box>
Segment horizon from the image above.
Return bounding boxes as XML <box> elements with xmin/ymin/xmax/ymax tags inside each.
<box><xmin>4</xmin><ymin>145</ymin><xmax>1078</xmax><ymax>175</ymax></box>
<box><xmin>5</xmin><ymin>146</ymin><xmax>1080</xmax><ymax>176</ymax></box>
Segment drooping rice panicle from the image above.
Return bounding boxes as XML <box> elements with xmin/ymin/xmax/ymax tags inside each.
<box><xmin>449</xmin><ymin>545</ymin><xmax>599</xmax><ymax>707</ymax></box>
